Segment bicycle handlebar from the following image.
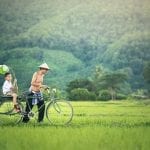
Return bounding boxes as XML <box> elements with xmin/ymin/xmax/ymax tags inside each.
<box><xmin>42</xmin><ymin>86</ymin><xmax>57</xmax><ymax>95</ymax></box>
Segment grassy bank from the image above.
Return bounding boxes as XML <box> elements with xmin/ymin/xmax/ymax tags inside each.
<box><xmin>0</xmin><ymin>100</ymin><xmax>150</xmax><ymax>150</ymax></box>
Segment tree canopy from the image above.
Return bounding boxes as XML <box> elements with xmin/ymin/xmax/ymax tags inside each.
<box><xmin>0</xmin><ymin>0</ymin><xmax>149</xmax><ymax>92</ymax></box>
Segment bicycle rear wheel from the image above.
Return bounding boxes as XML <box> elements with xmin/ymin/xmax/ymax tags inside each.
<box><xmin>46</xmin><ymin>100</ymin><xmax>73</xmax><ymax>125</ymax></box>
<box><xmin>0</xmin><ymin>100</ymin><xmax>23</xmax><ymax>125</ymax></box>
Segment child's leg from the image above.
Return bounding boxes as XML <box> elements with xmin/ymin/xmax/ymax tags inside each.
<box><xmin>11</xmin><ymin>93</ymin><xmax>21</xmax><ymax>112</ymax></box>
<box><xmin>11</xmin><ymin>93</ymin><xmax>18</xmax><ymax>105</ymax></box>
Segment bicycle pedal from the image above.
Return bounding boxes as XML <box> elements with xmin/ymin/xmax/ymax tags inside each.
<box><xmin>28</xmin><ymin>112</ymin><xmax>34</xmax><ymax>117</ymax></box>
<box><xmin>21</xmin><ymin>111</ymin><xmax>26</xmax><ymax>116</ymax></box>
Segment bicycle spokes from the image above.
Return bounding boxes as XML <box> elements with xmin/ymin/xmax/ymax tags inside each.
<box><xmin>0</xmin><ymin>101</ymin><xmax>23</xmax><ymax>125</ymax></box>
<box><xmin>53</xmin><ymin>102</ymin><xmax>61</xmax><ymax>113</ymax></box>
<box><xmin>46</xmin><ymin>100</ymin><xmax>73</xmax><ymax>125</ymax></box>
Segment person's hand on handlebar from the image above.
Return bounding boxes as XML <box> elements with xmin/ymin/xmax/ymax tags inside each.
<box><xmin>40</xmin><ymin>85</ymin><xmax>49</xmax><ymax>90</ymax></box>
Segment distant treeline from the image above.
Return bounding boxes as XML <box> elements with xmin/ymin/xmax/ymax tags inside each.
<box><xmin>0</xmin><ymin>0</ymin><xmax>149</xmax><ymax>96</ymax></box>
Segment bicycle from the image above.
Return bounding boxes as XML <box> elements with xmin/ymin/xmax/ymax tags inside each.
<box><xmin>0</xmin><ymin>66</ymin><xmax>24</xmax><ymax>125</ymax></box>
<box><xmin>0</xmin><ymin>87</ymin><xmax>73</xmax><ymax>125</ymax></box>
<box><xmin>0</xmin><ymin>95</ymin><xmax>24</xmax><ymax>125</ymax></box>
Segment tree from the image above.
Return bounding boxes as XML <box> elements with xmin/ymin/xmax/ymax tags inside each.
<box><xmin>143</xmin><ymin>61</ymin><xmax>150</xmax><ymax>84</ymax></box>
<box><xmin>66</xmin><ymin>79</ymin><xmax>95</xmax><ymax>93</ymax></box>
<box><xmin>69</xmin><ymin>88</ymin><xmax>96</xmax><ymax>101</ymax></box>
<box><xmin>98</xmin><ymin>72</ymin><xmax>128</xmax><ymax>100</ymax></box>
<box><xmin>66</xmin><ymin>79</ymin><xmax>96</xmax><ymax>100</ymax></box>
<box><xmin>93</xmin><ymin>66</ymin><xmax>104</xmax><ymax>82</ymax></box>
<box><xmin>92</xmin><ymin>65</ymin><xmax>105</xmax><ymax>94</ymax></box>
<box><xmin>143</xmin><ymin>61</ymin><xmax>150</xmax><ymax>95</ymax></box>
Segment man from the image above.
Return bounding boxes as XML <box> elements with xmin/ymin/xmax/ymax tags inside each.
<box><xmin>22</xmin><ymin>63</ymin><xmax>50</xmax><ymax>123</ymax></box>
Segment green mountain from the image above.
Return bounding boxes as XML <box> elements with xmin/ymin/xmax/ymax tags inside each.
<box><xmin>0</xmin><ymin>0</ymin><xmax>149</xmax><ymax>90</ymax></box>
<box><xmin>0</xmin><ymin>48</ymin><xmax>84</xmax><ymax>89</ymax></box>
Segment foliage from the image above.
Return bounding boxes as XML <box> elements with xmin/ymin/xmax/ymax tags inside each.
<box><xmin>66</xmin><ymin>71</ymin><xmax>128</xmax><ymax>100</ymax></box>
<box><xmin>143</xmin><ymin>61</ymin><xmax>150</xmax><ymax>95</ymax></box>
<box><xmin>0</xmin><ymin>0</ymin><xmax>149</xmax><ymax>91</ymax></box>
<box><xmin>98</xmin><ymin>90</ymin><xmax>111</xmax><ymax>101</ymax></box>
<box><xmin>0</xmin><ymin>48</ymin><xmax>83</xmax><ymax>90</ymax></box>
<box><xmin>66</xmin><ymin>79</ymin><xmax>95</xmax><ymax>93</ymax></box>
<box><xmin>98</xmin><ymin>90</ymin><xmax>127</xmax><ymax>101</ymax></box>
<box><xmin>143</xmin><ymin>61</ymin><xmax>150</xmax><ymax>84</ymax></box>
<box><xmin>116</xmin><ymin>93</ymin><xmax>127</xmax><ymax>100</ymax></box>
<box><xmin>101</xmin><ymin>32</ymin><xmax>150</xmax><ymax>89</ymax></box>
<box><xmin>69</xmin><ymin>88</ymin><xmax>96</xmax><ymax>101</ymax></box>
<box><xmin>97</xmin><ymin>72</ymin><xmax>128</xmax><ymax>100</ymax></box>
<box><xmin>130</xmin><ymin>89</ymin><xmax>149</xmax><ymax>99</ymax></box>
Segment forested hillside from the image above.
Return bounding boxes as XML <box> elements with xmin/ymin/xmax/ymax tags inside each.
<box><xmin>0</xmin><ymin>0</ymin><xmax>149</xmax><ymax>92</ymax></box>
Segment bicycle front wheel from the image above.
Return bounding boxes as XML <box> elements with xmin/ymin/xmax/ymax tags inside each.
<box><xmin>46</xmin><ymin>100</ymin><xmax>73</xmax><ymax>125</ymax></box>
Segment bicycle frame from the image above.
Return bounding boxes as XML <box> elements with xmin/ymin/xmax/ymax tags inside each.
<box><xmin>24</xmin><ymin>88</ymin><xmax>57</xmax><ymax>115</ymax></box>
<box><xmin>0</xmin><ymin>87</ymin><xmax>73</xmax><ymax>125</ymax></box>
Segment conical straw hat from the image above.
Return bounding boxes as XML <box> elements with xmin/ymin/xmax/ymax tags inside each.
<box><xmin>38</xmin><ymin>63</ymin><xmax>50</xmax><ymax>70</ymax></box>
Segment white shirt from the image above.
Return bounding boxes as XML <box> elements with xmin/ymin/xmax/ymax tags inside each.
<box><xmin>2</xmin><ymin>80</ymin><xmax>13</xmax><ymax>95</ymax></box>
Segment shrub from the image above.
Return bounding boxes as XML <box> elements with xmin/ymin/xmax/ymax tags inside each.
<box><xmin>130</xmin><ymin>89</ymin><xmax>149</xmax><ymax>99</ymax></box>
<box><xmin>88</xmin><ymin>92</ymin><xmax>97</xmax><ymax>101</ymax></box>
<box><xmin>98</xmin><ymin>90</ymin><xmax>111</xmax><ymax>101</ymax></box>
<box><xmin>116</xmin><ymin>93</ymin><xmax>127</xmax><ymax>100</ymax></box>
<box><xmin>69</xmin><ymin>88</ymin><xmax>96</xmax><ymax>101</ymax></box>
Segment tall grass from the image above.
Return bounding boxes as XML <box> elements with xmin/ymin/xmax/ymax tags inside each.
<box><xmin>0</xmin><ymin>100</ymin><xmax>150</xmax><ymax>150</ymax></box>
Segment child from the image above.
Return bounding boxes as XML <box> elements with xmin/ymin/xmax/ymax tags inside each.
<box><xmin>2</xmin><ymin>72</ymin><xmax>20</xmax><ymax>112</ymax></box>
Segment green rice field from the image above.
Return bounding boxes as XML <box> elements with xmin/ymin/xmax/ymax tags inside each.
<box><xmin>0</xmin><ymin>100</ymin><xmax>150</xmax><ymax>150</ymax></box>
